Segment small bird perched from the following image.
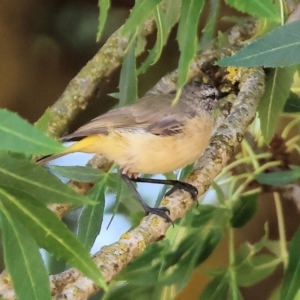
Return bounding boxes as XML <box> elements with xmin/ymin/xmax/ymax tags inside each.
<box><xmin>38</xmin><ymin>81</ymin><xmax>219</xmax><ymax>222</ymax></box>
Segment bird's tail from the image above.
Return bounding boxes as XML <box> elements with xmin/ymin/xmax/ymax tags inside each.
<box><xmin>36</xmin><ymin>151</ymin><xmax>70</xmax><ymax>165</ymax></box>
<box><xmin>36</xmin><ymin>135</ymin><xmax>103</xmax><ymax>165</ymax></box>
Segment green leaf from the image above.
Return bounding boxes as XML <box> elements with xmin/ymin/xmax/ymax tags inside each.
<box><xmin>165</xmin><ymin>226</ymin><xmax>223</xmax><ymax>290</ymax></box>
<box><xmin>104</xmin><ymin>283</ymin><xmax>159</xmax><ymax>300</ymax></box>
<box><xmin>284</xmin><ymin>91</ymin><xmax>300</xmax><ymax>113</ymax></box>
<box><xmin>97</xmin><ymin>0</ymin><xmax>111</xmax><ymax>41</ymax></box>
<box><xmin>255</xmin><ymin>166</ymin><xmax>300</xmax><ymax>186</ymax></box>
<box><xmin>0</xmin><ymin>206</ymin><xmax>51</xmax><ymax>300</ymax></box>
<box><xmin>199</xmin><ymin>272</ymin><xmax>229</xmax><ymax>300</ymax></box>
<box><xmin>228</xmin><ymin>280</ymin><xmax>244</xmax><ymax>300</ymax></box>
<box><xmin>137</xmin><ymin>1</ymin><xmax>180</xmax><ymax>74</ymax></box>
<box><xmin>211</xmin><ymin>182</ymin><xmax>226</xmax><ymax>204</ymax></box>
<box><xmin>117</xmin><ymin>242</ymin><xmax>168</xmax><ymax>285</ymax></box>
<box><xmin>105</xmin><ymin>242</ymin><xmax>170</xmax><ymax>300</ymax></box>
<box><xmin>199</xmin><ymin>0</ymin><xmax>220</xmax><ymax>48</ymax></box>
<box><xmin>112</xmin><ymin>176</ymin><xmax>141</xmax><ymax>220</ymax></box>
<box><xmin>34</xmin><ymin>108</ymin><xmax>52</xmax><ymax>132</ymax></box>
<box><xmin>121</xmin><ymin>0</ymin><xmax>162</xmax><ymax>36</ymax></box>
<box><xmin>225</xmin><ymin>0</ymin><xmax>280</xmax><ymax>21</ymax></box>
<box><xmin>119</xmin><ymin>35</ymin><xmax>137</xmax><ymax>106</ymax></box>
<box><xmin>137</xmin><ymin>5</ymin><xmax>167</xmax><ymax>75</ymax></box>
<box><xmin>50</xmin><ymin>165</ymin><xmax>107</xmax><ymax>182</ymax></box>
<box><xmin>258</xmin><ymin>66</ymin><xmax>295</xmax><ymax>143</ymax></box>
<box><xmin>230</xmin><ymin>193</ymin><xmax>258</xmax><ymax>228</ymax></box>
<box><xmin>0</xmin><ymin>153</ymin><xmax>94</xmax><ymax>205</ymax></box>
<box><xmin>190</xmin><ymin>205</ymin><xmax>227</xmax><ymax>228</ymax></box>
<box><xmin>177</xmin><ymin>0</ymin><xmax>204</xmax><ymax>89</ymax></box>
<box><xmin>0</xmin><ymin>186</ymin><xmax>107</xmax><ymax>291</ymax></box>
<box><xmin>281</xmin><ymin>226</ymin><xmax>300</xmax><ymax>300</ymax></box>
<box><xmin>218</xmin><ymin>20</ymin><xmax>300</xmax><ymax>67</ymax></box>
<box><xmin>77</xmin><ymin>181</ymin><xmax>105</xmax><ymax>250</ymax></box>
<box><xmin>235</xmin><ymin>254</ymin><xmax>279</xmax><ymax>287</ymax></box>
<box><xmin>0</xmin><ymin>109</ymin><xmax>63</xmax><ymax>155</ymax></box>
<box><xmin>163</xmin><ymin>206</ymin><xmax>228</xmax><ymax>290</ymax></box>
<box><xmin>165</xmin><ymin>0</ymin><xmax>181</xmax><ymax>28</ymax></box>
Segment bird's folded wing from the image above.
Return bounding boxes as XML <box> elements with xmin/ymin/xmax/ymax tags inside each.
<box><xmin>61</xmin><ymin>94</ymin><xmax>193</xmax><ymax>141</ymax></box>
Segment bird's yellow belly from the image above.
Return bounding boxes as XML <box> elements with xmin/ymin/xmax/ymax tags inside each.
<box><xmin>97</xmin><ymin>118</ymin><xmax>213</xmax><ymax>174</ymax></box>
<box><xmin>69</xmin><ymin>117</ymin><xmax>214</xmax><ymax>175</ymax></box>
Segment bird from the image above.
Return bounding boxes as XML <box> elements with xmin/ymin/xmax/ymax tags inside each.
<box><xmin>38</xmin><ymin>80</ymin><xmax>219</xmax><ymax>222</ymax></box>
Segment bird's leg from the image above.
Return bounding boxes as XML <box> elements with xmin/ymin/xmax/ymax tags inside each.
<box><xmin>130</xmin><ymin>177</ymin><xmax>198</xmax><ymax>201</ymax></box>
<box><xmin>121</xmin><ymin>174</ymin><xmax>173</xmax><ymax>223</ymax></box>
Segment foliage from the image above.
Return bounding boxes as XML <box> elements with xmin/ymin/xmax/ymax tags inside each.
<box><xmin>0</xmin><ymin>110</ymin><xmax>108</xmax><ymax>299</ymax></box>
<box><xmin>1</xmin><ymin>0</ymin><xmax>300</xmax><ymax>299</ymax></box>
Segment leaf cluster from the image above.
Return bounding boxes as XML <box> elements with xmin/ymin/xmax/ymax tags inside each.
<box><xmin>0</xmin><ymin>110</ymin><xmax>108</xmax><ymax>299</ymax></box>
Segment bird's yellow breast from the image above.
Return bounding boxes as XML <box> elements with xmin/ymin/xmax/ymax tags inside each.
<box><xmin>67</xmin><ymin>116</ymin><xmax>214</xmax><ymax>175</ymax></box>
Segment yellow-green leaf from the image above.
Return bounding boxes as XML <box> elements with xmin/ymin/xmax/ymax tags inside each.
<box><xmin>0</xmin><ymin>206</ymin><xmax>51</xmax><ymax>300</ymax></box>
<box><xmin>258</xmin><ymin>66</ymin><xmax>295</xmax><ymax>143</ymax></box>
<box><xmin>0</xmin><ymin>109</ymin><xmax>63</xmax><ymax>155</ymax></box>
<box><xmin>177</xmin><ymin>0</ymin><xmax>204</xmax><ymax>90</ymax></box>
<box><xmin>0</xmin><ymin>153</ymin><xmax>94</xmax><ymax>205</ymax></box>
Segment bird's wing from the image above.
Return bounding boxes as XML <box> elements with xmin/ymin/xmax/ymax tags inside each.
<box><xmin>62</xmin><ymin>94</ymin><xmax>193</xmax><ymax>141</ymax></box>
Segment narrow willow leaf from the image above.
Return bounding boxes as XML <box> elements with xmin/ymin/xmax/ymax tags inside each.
<box><xmin>177</xmin><ymin>0</ymin><xmax>204</xmax><ymax>89</ymax></box>
<box><xmin>211</xmin><ymin>182</ymin><xmax>226</xmax><ymax>204</ymax></box>
<box><xmin>121</xmin><ymin>0</ymin><xmax>162</xmax><ymax>36</ymax></box>
<box><xmin>135</xmin><ymin>29</ymin><xmax>148</xmax><ymax>56</ymax></box>
<box><xmin>225</xmin><ymin>0</ymin><xmax>280</xmax><ymax>21</ymax></box>
<box><xmin>106</xmin><ymin>242</ymin><xmax>170</xmax><ymax>299</ymax></box>
<box><xmin>137</xmin><ymin>0</ymin><xmax>180</xmax><ymax>74</ymax></box>
<box><xmin>119</xmin><ymin>35</ymin><xmax>137</xmax><ymax>106</ymax></box>
<box><xmin>165</xmin><ymin>0</ymin><xmax>181</xmax><ymax>28</ymax></box>
<box><xmin>258</xmin><ymin>66</ymin><xmax>295</xmax><ymax>143</ymax></box>
<box><xmin>0</xmin><ymin>109</ymin><xmax>63</xmax><ymax>155</ymax></box>
<box><xmin>0</xmin><ymin>153</ymin><xmax>94</xmax><ymax>205</ymax></box>
<box><xmin>230</xmin><ymin>193</ymin><xmax>258</xmax><ymax>228</ymax></box>
<box><xmin>77</xmin><ymin>181</ymin><xmax>105</xmax><ymax>250</ymax></box>
<box><xmin>228</xmin><ymin>281</ymin><xmax>244</xmax><ymax>300</ymax></box>
<box><xmin>166</xmin><ymin>226</ymin><xmax>223</xmax><ymax>290</ymax></box>
<box><xmin>281</xmin><ymin>226</ymin><xmax>300</xmax><ymax>299</ymax></box>
<box><xmin>50</xmin><ymin>165</ymin><xmax>106</xmax><ymax>182</ymax></box>
<box><xmin>97</xmin><ymin>0</ymin><xmax>111</xmax><ymax>41</ymax></box>
<box><xmin>191</xmin><ymin>205</ymin><xmax>227</xmax><ymax>228</ymax></box>
<box><xmin>284</xmin><ymin>91</ymin><xmax>300</xmax><ymax>113</ymax></box>
<box><xmin>111</xmin><ymin>176</ymin><xmax>140</xmax><ymax>223</ymax></box>
<box><xmin>199</xmin><ymin>0</ymin><xmax>220</xmax><ymax>48</ymax></box>
<box><xmin>235</xmin><ymin>254</ymin><xmax>279</xmax><ymax>287</ymax></box>
<box><xmin>218</xmin><ymin>20</ymin><xmax>300</xmax><ymax>67</ymax></box>
<box><xmin>34</xmin><ymin>108</ymin><xmax>52</xmax><ymax>132</ymax></box>
<box><xmin>137</xmin><ymin>5</ymin><xmax>167</xmax><ymax>75</ymax></box>
<box><xmin>0</xmin><ymin>206</ymin><xmax>51</xmax><ymax>300</ymax></box>
<box><xmin>199</xmin><ymin>273</ymin><xmax>229</xmax><ymax>300</ymax></box>
<box><xmin>104</xmin><ymin>283</ymin><xmax>159</xmax><ymax>300</ymax></box>
<box><xmin>163</xmin><ymin>207</ymin><xmax>228</xmax><ymax>290</ymax></box>
<box><xmin>255</xmin><ymin>167</ymin><xmax>300</xmax><ymax>186</ymax></box>
<box><xmin>0</xmin><ymin>187</ymin><xmax>107</xmax><ymax>291</ymax></box>
<box><xmin>117</xmin><ymin>242</ymin><xmax>168</xmax><ymax>283</ymax></box>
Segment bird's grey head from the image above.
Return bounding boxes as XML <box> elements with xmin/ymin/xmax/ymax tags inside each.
<box><xmin>181</xmin><ymin>81</ymin><xmax>219</xmax><ymax>112</ymax></box>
